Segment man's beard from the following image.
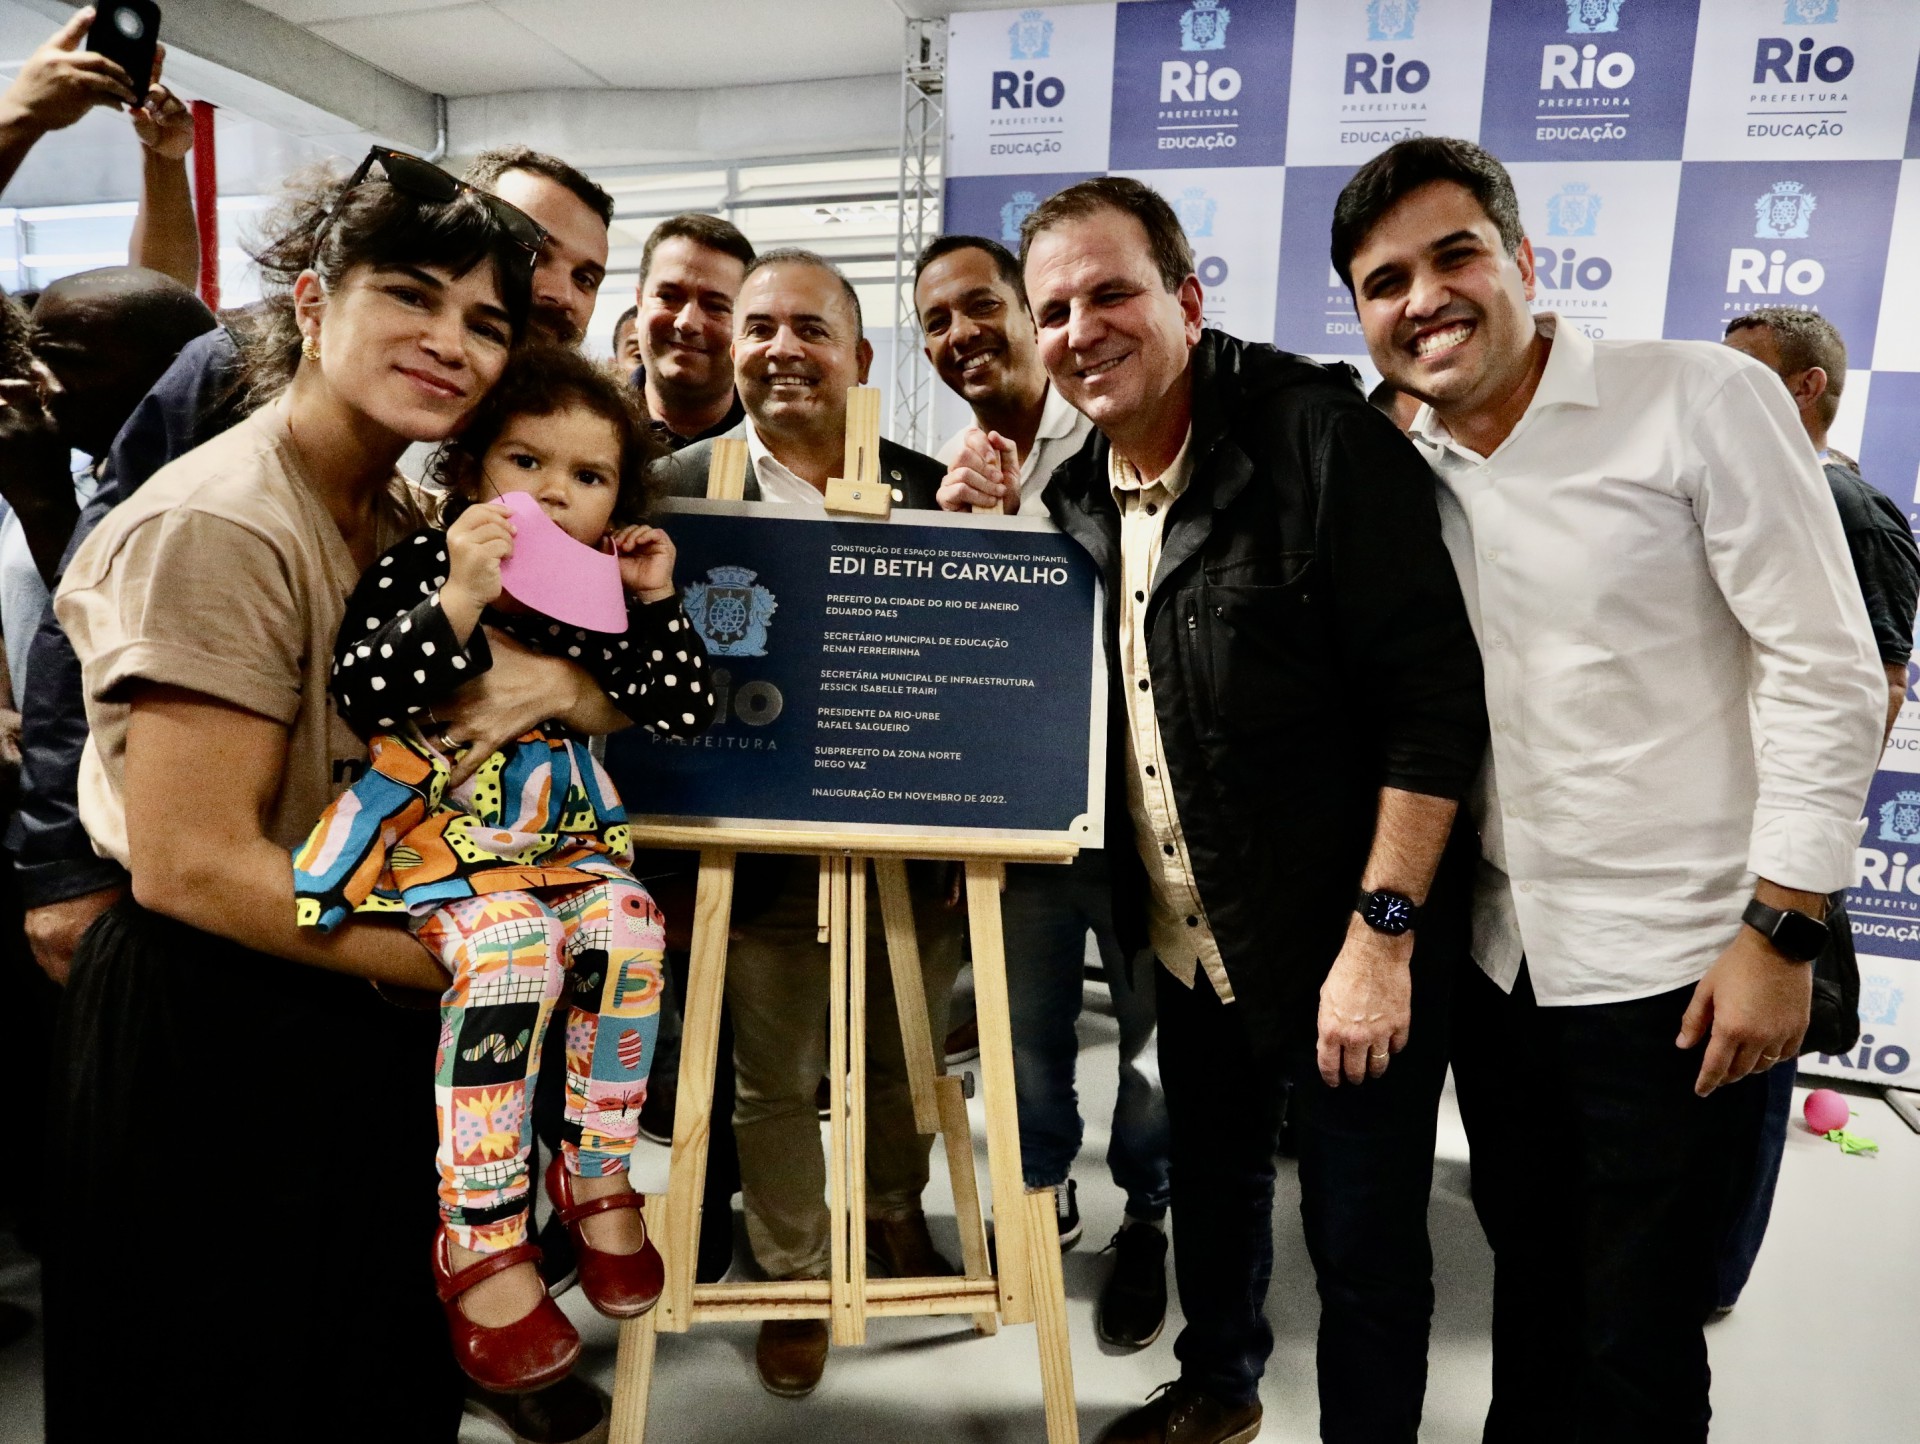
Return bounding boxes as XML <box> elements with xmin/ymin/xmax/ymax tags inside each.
<box><xmin>531</xmin><ymin>304</ymin><xmax>580</xmax><ymax>349</ymax></box>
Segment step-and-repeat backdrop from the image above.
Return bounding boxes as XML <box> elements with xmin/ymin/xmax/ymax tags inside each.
<box><xmin>943</xmin><ymin>0</ymin><xmax>1920</xmax><ymax>1088</ymax></box>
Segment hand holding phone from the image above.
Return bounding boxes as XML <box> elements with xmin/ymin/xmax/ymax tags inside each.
<box><xmin>84</xmin><ymin>2</ymin><xmax>162</xmax><ymax>108</ymax></box>
<box><xmin>0</xmin><ymin>10</ymin><xmax>139</xmax><ymax>135</ymax></box>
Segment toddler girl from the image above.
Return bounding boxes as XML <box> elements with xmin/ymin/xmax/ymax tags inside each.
<box><xmin>293</xmin><ymin>345</ymin><xmax>715</xmax><ymax>1393</ymax></box>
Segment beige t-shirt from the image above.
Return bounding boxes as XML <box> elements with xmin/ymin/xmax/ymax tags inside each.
<box><xmin>57</xmin><ymin>396</ymin><xmax>422</xmax><ymax>868</ymax></box>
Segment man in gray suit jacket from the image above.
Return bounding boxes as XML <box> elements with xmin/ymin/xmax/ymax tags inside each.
<box><xmin>649</xmin><ymin>249</ymin><xmax>958</xmax><ymax>1401</ymax></box>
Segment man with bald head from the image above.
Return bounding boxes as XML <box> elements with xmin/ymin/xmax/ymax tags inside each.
<box><xmin>654</xmin><ymin>249</ymin><xmax>956</xmax><ymax>1400</ymax></box>
<box><xmin>5</xmin><ymin>267</ymin><xmax>212</xmax><ymax>633</ymax></box>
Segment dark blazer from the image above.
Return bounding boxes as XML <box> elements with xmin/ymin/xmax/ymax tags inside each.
<box><xmin>641</xmin><ymin>420</ymin><xmax>947</xmax><ymax>920</ymax></box>
<box><xmin>1044</xmin><ymin>329</ymin><xmax>1488</xmax><ymax>1045</ymax></box>
<box><xmin>653</xmin><ymin>423</ymin><xmax>944</xmax><ymax>509</ymax></box>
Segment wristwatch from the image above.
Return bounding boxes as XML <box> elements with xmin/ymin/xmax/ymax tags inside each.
<box><xmin>1356</xmin><ymin>886</ymin><xmax>1420</xmax><ymax>937</ymax></box>
<box><xmin>1741</xmin><ymin>897</ymin><xmax>1829</xmax><ymax>962</ymax></box>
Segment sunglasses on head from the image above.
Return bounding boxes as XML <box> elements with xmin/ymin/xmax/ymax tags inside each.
<box><xmin>310</xmin><ymin>146</ymin><xmax>549</xmax><ymax>278</ymax></box>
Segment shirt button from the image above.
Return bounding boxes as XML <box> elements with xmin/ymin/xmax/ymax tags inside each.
<box><xmin>1137</xmin><ymin>678</ymin><xmax>1149</xmax><ymax>691</ymax></box>
<box><xmin>1519</xmin><ymin>882</ymin><xmax>1533</xmax><ymax>894</ymax></box>
<box><xmin>1163</xmin><ymin>843</ymin><xmax>1175</xmax><ymax>856</ymax></box>
<box><xmin>1483</xmin><ymin>549</ymin><xmax>1498</xmax><ymax>562</ymax></box>
<box><xmin>1145</xmin><ymin>502</ymin><xmax>1158</xmax><ymax>516</ymax></box>
<box><xmin>1490</xmin><ymin>634</ymin><xmax>1506</xmax><ymax>648</ymax></box>
<box><xmin>1134</xmin><ymin>590</ymin><xmax>1145</xmax><ymax>602</ymax></box>
<box><xmin>1145</xmin><ymin>764</ymin><xmax>1156</xmax><ymax>777</ymax></box>
<box><xmin>1185</xmin><ymin>915</ymin><xmax>1199</xmax><ymax>927</ymax></box>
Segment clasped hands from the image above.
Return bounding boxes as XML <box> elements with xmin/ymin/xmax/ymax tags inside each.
<box><xmin>936</xmin><ymin>426</ymin><xmax>1021</xmax><ymax>513</ymax></box>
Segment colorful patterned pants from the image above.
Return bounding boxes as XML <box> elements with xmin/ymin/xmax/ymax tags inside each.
<box><xmin>419</xmin><ymin>877</ymin><xmax>665</xmax><ymax>1253</ymax></box>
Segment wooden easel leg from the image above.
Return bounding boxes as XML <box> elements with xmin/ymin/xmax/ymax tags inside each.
<box><xmin>817</xmin><ymin>855</ymin><xmax>833</xmax><ymax>944</ymax></box>
<box><xmin>879</xmin><ymin>858</ymin><xmax>994</xmax><ymax>1333</ymax></box>
<box><xmin>826</xmin><ymin>856</ymin><xmax>858</xmax><ymax>1346</ymax></box>
<box><xmin>965</xmin><ymin>859</ymin><xmax>1034</xmax><ymax>1326</ymax></box>
<box><xmin>935</xmin><ymin>1074</ymin><xmax>999</xmax><ymax>1336</ymax></box>
<box><xmin>607</xmin><ymin>1194</ymin><xmax>666</xmax><ymax>1444</ymax></box>
<box><xmin>874</xmin><ymin>857</ymin><xmax>941</xmax><ymax>1134</ymax></box>
<box><xmin>658</xmin><ymin>849</ymin><xmax>735</xmax><ymax>1333</ymax></box>
<box><xmin>845</xmin><ymin>858</ymin><xmax>869</xmax><ymax>1345</ymax></box>
<box><xmin>1023</xmin><ymin>1186</ymin><xmax>1080</xmax><ymax>1444</ymax></box>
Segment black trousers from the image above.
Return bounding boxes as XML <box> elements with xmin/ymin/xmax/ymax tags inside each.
<box><xmin>1157</xmin><ymin>938</ymin><xmax>1453</xmax><ymax>1443</ymax></box>
<box><xmin>43</xmin><ymin>900</ymin><xmax>463</xmax><ymax>1443</ymax></box>
<box><xmin>1452</xmin><ymin>960</ymin><xmax>1768</xmax><ymax>1444</ymax></box>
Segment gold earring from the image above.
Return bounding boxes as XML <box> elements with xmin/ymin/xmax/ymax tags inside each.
<box><xmin>301</xmin><ymin>334</ymin><xmax>321</xmax><ymax>363</ymax></box>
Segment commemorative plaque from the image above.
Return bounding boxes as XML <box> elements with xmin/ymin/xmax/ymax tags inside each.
<box><xmin>602</xmin><ymin>498</ymin><xmax>1107</xmax><ymax>847</ymax></box>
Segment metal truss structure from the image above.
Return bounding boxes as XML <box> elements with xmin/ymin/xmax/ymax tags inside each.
<box><xmin>889</xmin><ymin>17</ymin><xmax>946</xmax><ymax>452</ymax></box>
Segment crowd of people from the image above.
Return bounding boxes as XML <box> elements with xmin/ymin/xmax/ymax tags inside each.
<box><xmin>0</xmin><ymin>9</ymin><xmax>1910</xmax><ymax>1444</ymax></box>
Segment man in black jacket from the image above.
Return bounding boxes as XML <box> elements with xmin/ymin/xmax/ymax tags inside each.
<box><xmin>949</xmin><ymin>177</ymin><xmax>1486</xmax><ymax>1444</ymax></box>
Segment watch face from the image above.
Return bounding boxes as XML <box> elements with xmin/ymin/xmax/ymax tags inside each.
<box><xmin>1365</xmin><ymin>891</ymin><xmax>1416</xmax><ymax>935</ymax></box>
<box><xmin>1774</xmin><ymin>909</ymin><xmax>1830</xmax><ymax>962</ymax></box>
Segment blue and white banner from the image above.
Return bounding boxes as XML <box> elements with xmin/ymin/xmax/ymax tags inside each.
<box><xmin>945</xmin><ymin>2</ymin><xmax>1920</xmax><ymax>1086</ymax></box>
<box><xmin>1285</xmin><ymin>0</ymin><xmax>1491</xmax><ymax>167</ymax></box>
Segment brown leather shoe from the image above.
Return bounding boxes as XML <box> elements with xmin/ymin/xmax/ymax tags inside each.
<box><xmin>755</xmin><ymin>1319</ymin><xmax>828</xmax><ymax>1398</ymax></box>
<box><xmin>866</xmin><ymin>1208</ymin><xmax>959</xmax><ymax>1278</ymax></box>
<box><xmin>1095</xmin><ymin>1382</ymin><xmax>1263</xmax><ymax>1444</ymax></box>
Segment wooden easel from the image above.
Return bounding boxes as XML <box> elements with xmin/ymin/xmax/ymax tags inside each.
<box><xmin>603</xmin><ymin>408</ymin><xmax>1081</xmax><ymax>1443</ymax></box>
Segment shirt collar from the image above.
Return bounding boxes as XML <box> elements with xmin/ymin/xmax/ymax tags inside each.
<box><xmin>1108</xmin><ymin>425</ymin><xmax>1194</xmax><ymax>499</ymax></box>
<box><xmin>743</xmin><ymin>420</ymin><xmax>824</xmax><ymax>505</ymax></box>
<box><xmin>1036</xmin><ymin>381</ymin><xmax>1081</xmax><ymax>443</ymax></box>
<box><xmin>1411</xmin><ymin>311</ymin><xmax>1597</xmax><ymax>455</ymax></box>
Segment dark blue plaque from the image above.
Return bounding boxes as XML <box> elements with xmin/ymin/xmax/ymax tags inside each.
<box><xmin>603</xmin><ymin>500</ymin><xmax>1106</xmax><ymax>846</ymax></box>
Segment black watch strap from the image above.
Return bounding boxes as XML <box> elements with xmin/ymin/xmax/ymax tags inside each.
<box><xmin>1741</xmin><ymin>897</ymin><xmax>1829</xmax><ymax>963</ymax></box>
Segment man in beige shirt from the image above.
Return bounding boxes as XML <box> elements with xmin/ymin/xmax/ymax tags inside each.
<box><xmin>961</xmin><ymin>178</ymin><xmax>1487</xmax><ymax>1444</ymax></box>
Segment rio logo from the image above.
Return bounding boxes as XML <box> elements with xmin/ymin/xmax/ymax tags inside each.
<box><xmin>1540</xmin><ymin>42</ymin><xmax>1635</xmax><ymax>91</ymax></box>
<box><xmin>1160</xmin><ymin>58</ymin><xmax>1242</xmax><ymax>102</ymax></box>
<box><xmin>1535</xmin><ymin>184</ymin><xmax>1611</xmax><ymax>293</ymax></box>
<box><xmin>992</xmin><ymin>69</ymin><xmax>1066</xmax><ymax>110</ymax></box>
<box><xmin>1753</xmin><ymin>35</ymin><xmax>1854</xmax><ymax>84</ymax></box>
<box><xmin>1816</xmin><ymin>1032</ymin><xmax>1911</xmax><ymax>1078</ymax></box>
<box><xmin>1535</xmin><ymin>248</ymin><xmax>1612</xmax><ymax>292</ymax></box>
<box><xmin>1344</xmin><ymin>51</ymin><xmax>1430</xmax><ymax>95</ymax></box>
<box><xmin>1726</xmin><ymin>181</ymin><xmax>1825</xmax><ymax>297</ymax></box>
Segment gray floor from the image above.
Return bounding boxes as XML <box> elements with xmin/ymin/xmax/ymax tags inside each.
<box><xmin>3</xmin><ymin>983</ymin><xmax>1915</xmax><ymax>1442</ymax></box>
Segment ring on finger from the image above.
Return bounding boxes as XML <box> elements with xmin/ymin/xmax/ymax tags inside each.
<box><xmin>1368</xmin><ymin>1047</ymin><xmax>1389</xmax><ymax>1060</ymax></box>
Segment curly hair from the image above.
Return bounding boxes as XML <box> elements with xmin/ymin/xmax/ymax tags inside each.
<box><xmin>0</xmin><ymin>286</ymin><xmax>33</xmax><ymax>382</ymax></box>
<box><xmin>235</xmin><ymin>158</ymin><xmax>535</xmax><ymax>408</ymax></box>
<box><xmin>427</xmin><ymin>345</ymin><xmax>665</xmax><ymax>530</ymax></box>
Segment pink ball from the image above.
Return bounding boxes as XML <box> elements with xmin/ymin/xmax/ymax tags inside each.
<box><xmin>1803</xmin><ymin>1088</ymin><xmax>1850</xmax><ymax>1135</ymax></box>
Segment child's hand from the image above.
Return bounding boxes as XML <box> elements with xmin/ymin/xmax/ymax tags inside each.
<box><xmin>440</xmin><ymin>504</ymin><xmax>515</xmax><ymax>644</ymax></box>
<box><xmin>605</xmin><ymin>524</ymin><xmax>677</xmax><ymax>604</ymax></box>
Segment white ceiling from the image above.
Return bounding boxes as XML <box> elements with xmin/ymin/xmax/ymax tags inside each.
<box><xmin>0</xmin><ymin>0</ymin><xmax>1128</xmax><ymax>206</ymax></box>
<box><xmin>246</xmin><ymin>0</ymin><xmax>1091</xmax><ymax>97</ymax></box>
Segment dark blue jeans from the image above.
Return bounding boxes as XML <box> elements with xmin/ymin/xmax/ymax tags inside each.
<box><xmin>1156</xmin><ymin>942</ymin><xmax>1453</xmax><ymax>1442</ymax></box>
<box><xmin>1716</xmin><ymin>1057</ymin><xmax>1796</xmax><ymax>1309</ymax></box>
<box><xmin>1003</xmin><ymin>851</ymin><xmax>1170</xmax><ymax>1218</ymax></box>
<box><xmin>1452</xmin><ymin>961</ymin><xmax>1768</xmax><ymax>1444</ymax></box>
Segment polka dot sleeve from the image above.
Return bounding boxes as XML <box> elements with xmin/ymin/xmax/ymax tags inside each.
<box><xmin>330</xmin><ymin>528</ymin><xmax>492</xmax><ymax>740</ymax></box>
<box><xmin>572</xmin><ymin>593</ymin><xmax>720</xmax><ymax>737</ymax></box>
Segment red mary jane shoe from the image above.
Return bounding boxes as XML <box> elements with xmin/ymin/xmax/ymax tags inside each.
<box><xmin>544</xmin><ymin>1155</ymin><xmax>665</xmax><ymax>1319</ymax></box>
<box><xmin>432</xmin><ymin>1229</ymin><xmax>582</xmax><ymax>1394</ymax></box>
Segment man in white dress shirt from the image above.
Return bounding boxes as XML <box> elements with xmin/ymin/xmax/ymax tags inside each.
<box><xmin>1336</xmin><ymin>137</ymin><xmax>1884</xmax><ymax>1440</ymax></box>
<box><xmin>916</xmin><ymin>233</ymin><xmax>1172</xmax><ymax>1348</ymax></box>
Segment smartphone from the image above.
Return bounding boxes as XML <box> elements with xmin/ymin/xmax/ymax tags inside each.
<box><xmin>85</xmin><ymin>0</ymin><xmax>162</xmax><ymax>106</ymax></box>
